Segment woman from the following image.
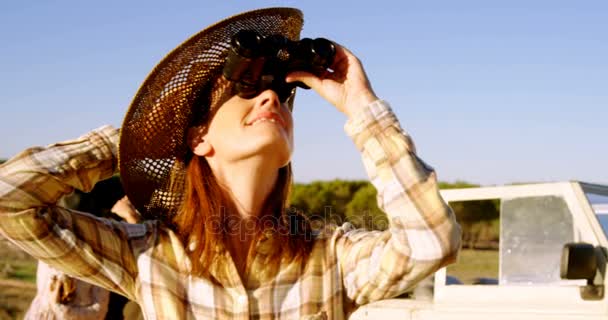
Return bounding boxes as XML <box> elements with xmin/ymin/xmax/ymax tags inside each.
<box><xmin>0</xmin><ymin>8</ymin><xmax>460</xmax><ymax>319</ymax></box>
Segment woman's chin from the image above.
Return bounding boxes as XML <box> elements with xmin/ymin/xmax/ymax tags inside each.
<box><xmin>248</xmin><ymin>133</ymin><xmax>292</xmax><ymax>154</ymax></box>
<box><xmin>227</xmin><ymin>138</ymin><xmax>292</xmax><ymax>165</ymax></box>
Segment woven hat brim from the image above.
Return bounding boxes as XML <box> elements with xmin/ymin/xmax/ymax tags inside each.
<box><xmin>118</xmin><ymin>8</ymin><xmax>303</xmax><ymax>220</ymax></box>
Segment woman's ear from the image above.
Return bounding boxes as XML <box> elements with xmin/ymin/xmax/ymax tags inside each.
<box><xmin>187</xmin><ymin>126</ymin><xmax>213</xmax><ymax>157</ymax></box>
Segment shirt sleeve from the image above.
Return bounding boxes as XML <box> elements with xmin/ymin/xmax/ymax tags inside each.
<box><xmin>0</xmin><ymin>125</ymin><xmax>156</xmax><ymax>301</ymax></box>
<box><xmin>333</xmin><ymin>100</ymin><xmax>461</xmax><ymax>305</ymax></box>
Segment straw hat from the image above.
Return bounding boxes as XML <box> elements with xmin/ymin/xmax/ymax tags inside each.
<box><xmin>118</xmin><ymin>8</ymin><xmax>304</xmax><ymax>220</ymax></box>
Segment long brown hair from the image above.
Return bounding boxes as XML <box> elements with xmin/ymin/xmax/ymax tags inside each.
<box><xmin>172</xmin><ymin>78</ymin><xmax>313</xmax><ymax>277</ymax></box>
<box><xmin>173</xmin><ymin>156</ymin><xmax>314</xmax><ymax>277</ymax></box>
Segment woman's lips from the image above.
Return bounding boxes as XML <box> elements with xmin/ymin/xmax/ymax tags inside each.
<box><xmin>246</xmin><ymin>111</ymin><xmax>286</xmax><ymax>129</ymax></box>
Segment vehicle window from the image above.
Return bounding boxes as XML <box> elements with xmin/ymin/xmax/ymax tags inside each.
<box><xmin>596</xmin><ymin>214</ymin><xmax>608</xmax><ymax>236</ymax></box>
<box><xmin>446</xmin><ymin>195</ymin><xmax>576</xmax><ymax>286</ymax></box>
<box><xmin>584</xmin><ymin>192</ymin><xmax>608</xmax><ymax>236</ymax></box>
<box><xmin>500</xmin><ymin>196</ymin><xmax>573</xmax><ymax>285</ymax></box>
<box><xmin>585</xmin><ymin>192</ymin><xmax>608</xmax><ymax>206</ymax></box>
<box><xmin>446</xmin><ymin>199</ymin><xmax>499</xmax><ymax>285</ymax></box>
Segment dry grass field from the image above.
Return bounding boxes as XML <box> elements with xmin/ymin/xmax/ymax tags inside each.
<box><xmin>0</xmin><ymin>279</ymin><xmax>36</xmax><ymax>320</ymax></box>
<box><xmin>0</xmin><ymin>238</ymin><xmax>37</xmax><ymax>320</ymax></box>
<box><xmin>447</xmin><ymin>249</ymin><xmax>499</xmax><ymax>284</ymax></box>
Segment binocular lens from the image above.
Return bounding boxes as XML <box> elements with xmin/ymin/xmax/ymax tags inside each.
<box><xmin>311</xmin><ymin>38</ymin><xmax>335</xmax><ymax>68</ymax></box>
<box><xmin>232</xmin><ymin>30</ymin><xmax>262</xmax><ymax>58</ymax></box>
<box><xmin>223</xmin><ymin>30</ymin><xmax>336</xmax><ymax>107</ymax></box>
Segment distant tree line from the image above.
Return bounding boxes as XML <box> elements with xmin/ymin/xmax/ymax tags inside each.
<box><xmin>290</xmin><ymin>179</ymin><xmax>499</xmax><ymax>249</ymax></box>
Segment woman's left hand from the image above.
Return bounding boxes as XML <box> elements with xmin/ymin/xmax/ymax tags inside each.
<box><xmin>111</xmin><ymin>196</ymin><xmax>140</xmax><ymax>224</ymax></box>
<box><xmin>286</xmin><ymin>43</ymin><xmax>378</xmax><ymax>118</ymax></box>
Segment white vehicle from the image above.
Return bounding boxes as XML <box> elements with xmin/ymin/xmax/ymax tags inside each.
<box><xmin>351</xmin><ymin>181</ymin><xmax>608</xmax><ymax>320</ymax></box>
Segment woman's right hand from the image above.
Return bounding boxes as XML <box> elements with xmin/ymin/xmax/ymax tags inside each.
<box><xmin>286</xmin><ymin>43</ymin><xmax>379</xmax><ymax>119</ymax></box>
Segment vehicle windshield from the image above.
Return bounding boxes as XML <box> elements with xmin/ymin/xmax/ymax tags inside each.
<box><xmin>584</xmin><ymin>190</ymin><xmax>608</xmax><ymax>237</ymax></box>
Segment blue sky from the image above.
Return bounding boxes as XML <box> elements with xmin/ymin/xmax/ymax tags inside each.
<box><xmin>1</xmin><ymin>0</ymin><xmax>606</xmax><ymax>186</ymax></box>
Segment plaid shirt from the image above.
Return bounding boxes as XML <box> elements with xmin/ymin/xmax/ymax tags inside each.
<box><xmin>0</xmin><ymin>100</ymin><xmax>460</xmax><ymax>319</ymax></box>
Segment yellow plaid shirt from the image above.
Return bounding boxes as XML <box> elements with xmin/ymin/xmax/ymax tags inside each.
<box><xmin>0</xmin><ymin>100</ymin><xmax>461</xmax><ymax>319</ymax></box>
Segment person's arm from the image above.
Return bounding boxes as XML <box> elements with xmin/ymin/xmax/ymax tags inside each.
<box><xmin>335</xmin><ymin>99</ymin><xmax>461</xmax><ymax>304</ymax></box>
<box><xmin>287</xmin><ymin>44</ymin><xmax>461</xmax><ymax>305</ymax></box>
<box><xmin>0</xmin><ymin>126</ymin><xmax>155</xmax><ymax>300</ymax></box>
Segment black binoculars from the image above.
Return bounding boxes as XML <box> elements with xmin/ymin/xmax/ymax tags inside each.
<box><xmin>222</xmin><ymin>30</ymin><xmax>336</xmax><ymax>103</ymax></box>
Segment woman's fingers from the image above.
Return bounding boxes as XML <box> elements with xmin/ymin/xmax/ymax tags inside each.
<box><xmin>285</xmin><ymin>71</ymin><xmax>322</xmax><ymax>91</ymax></box>
<box><xmin>112</xmin><ymin>196</ymin><xmax>140</xmax><ymax>223</ymax></box>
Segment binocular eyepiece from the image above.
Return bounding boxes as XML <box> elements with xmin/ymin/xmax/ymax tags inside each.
<box><xmin>222</xmin><ymin>30</ymin><xmax>336</xmax><ymax>103</ymax></box>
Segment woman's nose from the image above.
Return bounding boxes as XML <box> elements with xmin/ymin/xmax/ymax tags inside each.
<box><xmin>254</xmin><ymin>89</ymin><xmax>281</xmax><ymax>109</ymax></box>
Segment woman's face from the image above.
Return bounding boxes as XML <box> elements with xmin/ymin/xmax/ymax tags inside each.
<box><xmin>192</xmin><ymin>89</ymin><xmax>294</xmax><ymax>168</ymax></box>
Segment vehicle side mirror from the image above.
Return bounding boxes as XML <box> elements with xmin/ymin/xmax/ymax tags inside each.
<box><xmin>560</xmin><ymin>243</ymin><xmax>605</xmax><ymax>300</ymax></box>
